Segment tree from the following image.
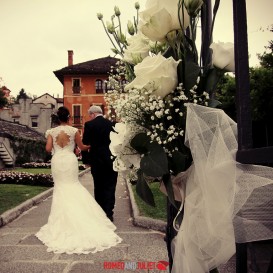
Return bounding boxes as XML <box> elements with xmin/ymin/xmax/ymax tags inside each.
<box><xmin>257</xmin><ymin>25</ymin><xmax>273</xmax><ymax>69</ymax></box>
<box><xmin>216</xmin><ymin>67</ymin><xmax>273</xmax><ymax>122</ymax></box>
<box><xmin>0</xmin><ymin>88</ymin><xmax>8</xmax><ymax>109</ymax></box>
<box><xmin>215</xmin><ymin>74</ymin><xmax>237</xmax><ymax>120</ymax></box>
<box><xmin>249</xmin><ymin>67</ymin><xmax>273</xmax><ymax>122</ymax></box>
<box><xmin>216</xmin><ymin>25</ymin><xmax>273</xmax><ymax>122</ymax></box>
<box><xmin>216</xmin><ymin>33</ymin><xmax>273</xmax><ymax>147</ymax></box>
<box><xmin>15</xmin><ymin>88</ymin><xmax>31</xmax><ymax>102</ymax></box>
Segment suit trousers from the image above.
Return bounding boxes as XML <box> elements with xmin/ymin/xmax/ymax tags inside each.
<box><xmin>91</xmin><ymin>164</ymin><xmax>118</xmax><ymax>220</ymax></box>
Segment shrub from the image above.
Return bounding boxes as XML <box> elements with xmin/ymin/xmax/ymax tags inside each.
<box><xmin>21</xmin><ymin>162</ymin><xmax>51</xmax><ymax>168</ymax></box>
<box><xmin>21</xmin><ymin>162</ymin><xmax>87</xmax><ymax>170</ymax></box>
<box><xmin>0</xmin><ymin>171</ymin><xmax>53</xmax><ymax>187</ymax></box>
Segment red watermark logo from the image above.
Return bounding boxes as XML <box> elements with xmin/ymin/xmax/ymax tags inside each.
<box><xmin>103</xmin><ymin>260</ymin><xmax>169</xmax><ymax>271</ymax></box>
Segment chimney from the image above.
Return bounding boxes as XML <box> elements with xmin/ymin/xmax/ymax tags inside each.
<box><xmin>68</xmin><ymin>50</ymin><xmax>73</xmax><ymax>66</ymax></box>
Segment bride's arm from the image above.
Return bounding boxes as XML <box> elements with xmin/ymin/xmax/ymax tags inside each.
<box><xmin>75</xmin><ymin>131</ymin><xmax>90</xmax><ymax>151</ymax></box>
<box><xmin>45</xmin><ymin>134</ymin><xmax>53</xmax><ymax>153</ymax></box>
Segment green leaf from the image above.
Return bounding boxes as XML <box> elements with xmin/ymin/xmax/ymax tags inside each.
<box><xmin>163</xmin><ymin>46</ymin><xmax>176</xmax><ymax>59</ymax></box>
<box><xmin>130</xmin><ymin>132</ymin><xmax>150</xmax><ymax>154</ymax></box>
<box><xmin>140</xmin><ymin>142</ymin><xmax>169</xmax><ymax>177</ymax></box>
<box><xmin>184</xmin><ymin>60</ymin><xmax>201</xmax><ymax>92</ymax></box>
<box><xmin>205</xmin><ymin>68</ymin><xmax>225</xmax><ymax>96</ymax></box>
<box><xmin>162</xmin><ymin>173</ymin><xmax>177</xmax><ymax>208</ymax></box>
<box><xmin>136</xmin><ymin>170</ymin><xmax>155</xmax><ymax>207</ymax></box>
<box><xmin>169</xmin><ymin>151</ymin><xmax>187</xmax><ymax>175</ymax></box>
<box><xmin>208</xmin><ymin>98</ymin><xmax>222</xmax><ymax>108</ymax></box>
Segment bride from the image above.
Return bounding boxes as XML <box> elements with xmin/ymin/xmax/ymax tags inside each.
<box><xmin>36</xmin><ymin>106</ymin><xmax>122</xmax><ymax>254</ymax></box>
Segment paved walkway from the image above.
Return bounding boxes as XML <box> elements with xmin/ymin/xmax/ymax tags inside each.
<box><xmin>0</xmin><ymin>172</ymin><xmax>168</xmax><ymax>273</ymax></box>
<box><xmin>1</xmin><ymin>171</ymin><xmax>272</xmax><ymax>273</ymax></box>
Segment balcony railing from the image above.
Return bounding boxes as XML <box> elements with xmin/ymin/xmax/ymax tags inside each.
<box><xmin>95</xmin><ymin>88</ymin><xmax>104</xmax><ymax>94</ymax></box>
<box><xmin>72</xmin><ymin>86</ymin><xmax>81</xmax><ymax>94</ymax></box>
<box><xmin>72</xmin><ymin>115</ymin><xmax>82</xmax><ymax>125</ymax></box>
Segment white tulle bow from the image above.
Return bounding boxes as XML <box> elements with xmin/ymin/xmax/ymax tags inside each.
<box><xmin>171</xmin><ymin>103</ymin><xmax>273</xmax><ymax>273</ymax></box>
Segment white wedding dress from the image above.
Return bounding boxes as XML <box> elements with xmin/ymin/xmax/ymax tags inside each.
<box><xmin>36</xmin><ymin>125</ymin><xmax>122</xmax><ymax>254</ymax></box>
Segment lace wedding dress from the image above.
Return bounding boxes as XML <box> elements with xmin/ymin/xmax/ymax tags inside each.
<box><xmin>36</xmin><ymin>125</ymin><xmax>122</xmax><ymax>254</ymax></box>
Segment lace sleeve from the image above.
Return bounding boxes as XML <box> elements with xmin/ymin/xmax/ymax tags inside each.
<box><xmin>45</xmin><ymin>129</ymin><xmax>52</xmax><ymax>138</ymax></box>
<box><xmin>72</xmin><ymin>127</ymin><xmax>78</xmax><ymax>135</ymax></box>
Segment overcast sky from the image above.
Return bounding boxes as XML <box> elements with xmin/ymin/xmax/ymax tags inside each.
<box><xmin>0</xmin><ymin>0</ymin><xmax>272</xmax><ymax>98</ymax></box>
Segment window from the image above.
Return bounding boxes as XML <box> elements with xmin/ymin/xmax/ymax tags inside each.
<box><xmin>31</xmin><ymin>117</ymin><xmax>38</xmax><ymax>127</ymax></box>
<box><xmin>72</xmin><ymin>78</ymin><xmax>81</xmax><ymax>94</ymax></box>
<box><xmin>73</xmin><ymin>105</ymin><xmax>82</xmax><ymax>125</ymax></box>
<box><xmin>104</xmin><ymin>81</ymin><xmax>109</xmax><ymax>93</ymax></box>
<box><xmin>95</xmin><ymin>79</ymin><xmax>103</xmax><ymax>94</ymax></box>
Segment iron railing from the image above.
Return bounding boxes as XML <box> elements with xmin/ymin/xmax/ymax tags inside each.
<box><xmin>72</xmin><ymin>115</ymin><xmax>82</xmax><ymax>125</ymax></box>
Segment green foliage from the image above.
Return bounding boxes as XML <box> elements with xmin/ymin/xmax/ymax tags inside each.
<box><xmin>10</xmin><ymin>137</ymin><xmax>47</xmax><ymax>165</ymax></box>
<box><xmin>216</xmin><ymin>28</ymin><xmax>273</xmax><ymax>124</ymax></box>
<box><xmin>136</xmin><ymin>170</ymin><xmax>155</xmax><ymax>207</ymax></box>
<box><xmin>257</xmin><ymin>25</ymin><xmax>273</xmax><ymax>69</ymax></box>
<box><xmin>140</xmin><ymin>142</ymin><xmax>169</xmax><ymax>177</ymax></box>
<box><xmin>216</xmin><ymin>67</ymin><xmax>273</xmax><ymax>123</ymax></box>
<box><xmin>15</xmin><ymin>88</ymin><xmax>31</xmax><ymax>103</ymax></box>
<box><xmin>21</xmin><ymin>162</ymin><xmax>51</xmax><ymax>168</ymax></box>
<box><xmin>0</xmin><ymin>171</ymin><xmax>53</xmax><ymax>187</ymax></box>
<box><xmin>250</xmin><ymin>67</ymin><xmax>273</xmax><ymax>121</ymax></box>
<box><xmin>131</xmin><ymin>132</ymin><xmax>179</xmax><ymax>207</ymax></box>
<box><xmin>215</xmin><ymin>74</ymin><xmax>237</xmax><ymax>120</ymax></box>
<box><xmin>0</xmin><ymin>89</ymin><xmax>8</xmax><ymax>109</ymax></box>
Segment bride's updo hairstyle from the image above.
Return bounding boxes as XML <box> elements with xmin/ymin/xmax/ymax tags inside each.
<box><xmin>57</xmin><ymin>106</ymin><xmax>70</xmax><ymax>122</ymax></box>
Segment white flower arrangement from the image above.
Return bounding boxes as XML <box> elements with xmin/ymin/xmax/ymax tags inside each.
<box><xmin>99</xmin><ymin>0</ymin><xmax>234</xmax><ymax>207</ymax></box>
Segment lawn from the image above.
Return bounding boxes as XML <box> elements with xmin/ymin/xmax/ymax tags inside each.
<box><xmin>131</xmin><ymin>182</ymin><xmax>167</xmax><ymax>221</ymax></box>
<box><xmin>0</xmin><ymin>184</ymin><xmax>49</xmax><ymax>214</ymax></box>
<box><xmin>15</xmin><ymin>168</ymin><xmax>51</xmax><ymax>175</ymax></box>
<box><xmin>0</xmin><ymin>167</ymin><xmax>52</xmax><ymax>215</ymax></box>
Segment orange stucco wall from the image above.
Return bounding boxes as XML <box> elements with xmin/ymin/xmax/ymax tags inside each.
<box><xmin>63</xmin><ymin>74</ymin><xmax>108</xmax><ymax>133</ymax></box>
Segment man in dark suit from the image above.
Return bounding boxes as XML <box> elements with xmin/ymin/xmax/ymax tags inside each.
<box><xmin>82</xmin><ymin>105</ymin><xmax>118</xmax><ymax>222</ymax></box>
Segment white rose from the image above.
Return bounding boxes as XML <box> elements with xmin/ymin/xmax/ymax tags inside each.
<box><xmin>139</xmin><ymin>0</ymin><xmax>190</xmax><ymax>42</ymax></box>
<box><xmin>123</xmin><ymin>32</ymin><xmax>150</xmax><ymax>65</ymax></box>
<box><xmin>109</xmin><ymin>123</ymin><xmax>128</xmax><ymax>156</ymax></box>
<box><xmin>125</xmin><ymin>54</ymin><xmax>180</xmax><ymax>98</ymax></box>
<box><xmin>110</xmin><ymin>122</ymin><xmax>141</xmax><ymax>171</ymax></box>
<box><xmin>210</xmin><ymin>42</ymin><xmax>235</xmax><ymax>72</ymax></box>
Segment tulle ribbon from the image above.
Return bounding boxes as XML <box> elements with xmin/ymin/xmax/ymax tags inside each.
<box><xmin>171</xmin><ymin>103</ymin><xmax>273</xmax><ymax>273</ymax></box>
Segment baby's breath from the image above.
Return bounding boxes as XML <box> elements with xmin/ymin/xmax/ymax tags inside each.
<box><xmin>105</xmin><ymin>63</ymin><xmax>209</xmax><ymax>157</ymax></box>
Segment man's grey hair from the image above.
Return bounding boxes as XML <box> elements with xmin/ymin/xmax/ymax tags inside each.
<box><xmin>88</xmin><ymin>105</ymin><xmax>103</xmax><ymax>114</ymax></box>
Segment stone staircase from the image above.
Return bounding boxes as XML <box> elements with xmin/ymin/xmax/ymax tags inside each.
<box><xmin>0</xmin><ymin>142</ymin><xmax>14</xmax><ymax>167</ymax></box>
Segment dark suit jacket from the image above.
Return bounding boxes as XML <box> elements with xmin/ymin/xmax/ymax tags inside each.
<box><xmin>82</xmin><ymin>116</ymin><xmax>115</xmax><ymax>169</ymax></box>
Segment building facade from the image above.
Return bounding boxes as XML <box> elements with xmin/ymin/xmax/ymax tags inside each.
<box><xmin>0</xmin><ymin>93</ymin><xmax>63</xmax><ymax>134</ymax></box>
<box><xmin>54</xmin><ymin>51</ymin><xmax>119</xmax><ymax>133</ymax></box>
<box><xmin>0</xmin><ymin>119</ymin><xmax>46</xmax><ymax>168</ymax></box>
